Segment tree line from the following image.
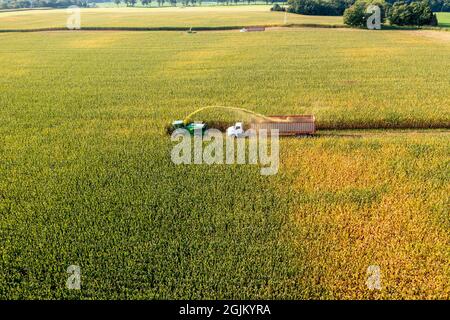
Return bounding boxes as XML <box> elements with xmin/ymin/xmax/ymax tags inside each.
<box><xmin>1</xmin><ymin>0</ymin><xmax>448</xmax><ymax>12</ymax></box>
<box><xmin>0</xmin><ymin>0</ymin><xmax>288</xmax><ymax>9</ymax></box>
<box><xmin>1</xmin><ymin>0</ymin><xmax>89</xmax><ymax>9</ymax></box>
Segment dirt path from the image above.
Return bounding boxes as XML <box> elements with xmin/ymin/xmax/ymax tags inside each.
<box><xmin>407</xmin><ymin>30</ymin><xmax>450</xmax><ymax>42</ymax></box>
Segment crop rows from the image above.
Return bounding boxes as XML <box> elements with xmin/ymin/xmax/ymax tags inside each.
<box><xmin>0</xmin><ymin>27</ymin><xmax>449</xmax><ymax>299</ymax></box>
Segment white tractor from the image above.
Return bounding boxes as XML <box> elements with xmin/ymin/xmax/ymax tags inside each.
<box><xmin>226</xmin><ymin>122</ymin><xmax>246</xmax><ymax>138</ymax></box>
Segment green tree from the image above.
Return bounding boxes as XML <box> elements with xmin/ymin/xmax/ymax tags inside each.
<box><xmin>114</xmin><ymin>0</ymin><xmax>121</xmax><ymax>6</ymax></box>
<box><xmin>388</xmin><ymin>1</ymin><xmax>435</xmax><ymax>26</ymax></box>
<box><xmin>343</xmin><ymin>0</ymin><xmax>387</xmax><ymax>27</ymax></box>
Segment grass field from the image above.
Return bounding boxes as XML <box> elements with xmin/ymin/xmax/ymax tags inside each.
<box><xmin>0</xmin><ymin>10</ymin><xmax>449</xmax><ymax>299</ymax></box>
<box><xmin>0</xmin><ymin>6</ymin><xmax>343</xmax><ymax>30</ymax></box>
<box><xmin>437</xmin><ymin>12</ymin><xmax>450</xmax><ymax>28</ymax></box>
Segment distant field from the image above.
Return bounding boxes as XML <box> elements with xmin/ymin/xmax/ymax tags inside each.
<box><xmin>437</xmin><ymin>12</ymin><xmax>450</xmax><ymax>28</ymax></box>
<box><xmin>0</xmin><ymin>6</ymin><xmax>343</xmax><ymax>30</ymax></box>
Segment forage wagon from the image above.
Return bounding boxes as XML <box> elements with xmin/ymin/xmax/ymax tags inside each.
<box><xmin>248</xmin><ymin>115</ymin><xmax>316</xmax><ymax>135</ymax></box>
